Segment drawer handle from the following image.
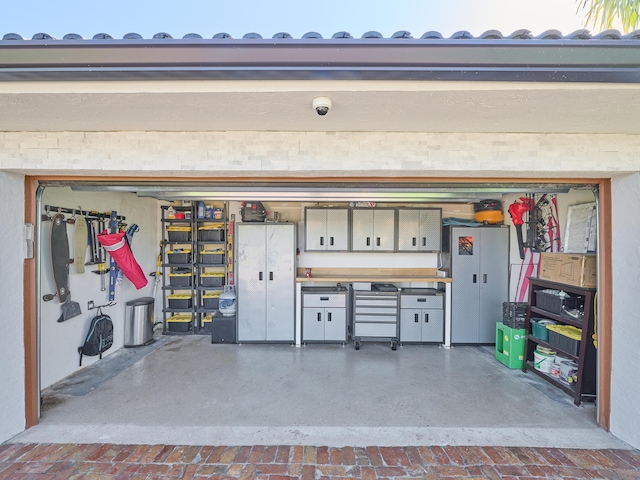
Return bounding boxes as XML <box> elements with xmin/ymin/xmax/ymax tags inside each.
<box><xmin>424</xmin><ymin>313</ymin><xmax>429</xmax><ymax>323</ymax></box>
<box><xmin>417</xmin><ymin>298</ymin><xmax>426</xmax><ymax>302</ymax></box>
<box><xmin>414</xmin><ymin>313</ymin><xmax>419</xmax><ymax>323</ymax></box>
<box><xmin>320</xmin><ymin>297</ymin><xmax>329</xmax><ymax>301</ymax></box>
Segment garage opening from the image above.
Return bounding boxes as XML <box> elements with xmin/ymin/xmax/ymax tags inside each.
<box><xmin>25</xmin><ymin>179</ymin><xmax>611</xmax><ymax>447</ymax></box>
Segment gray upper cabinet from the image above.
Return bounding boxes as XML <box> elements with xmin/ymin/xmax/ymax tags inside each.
<box><xmin>304</xmin><ymin>207</ymin><xmax>349</xmax><ymax>251</ymax></box>
<box><xmin>396</xmin><ymin>208</ymin><xmax>442</xmax><ymax>252</ymax></box>
<box><xmin>351</xmin><ymin>208</ymin><xmax>396</xmax><ymax>252</ymax></box>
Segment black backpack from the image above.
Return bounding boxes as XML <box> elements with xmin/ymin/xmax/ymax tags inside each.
<box><xmin>78</xmin><ymin>310</ymin><xmax>114</xmax><ymax>366</ymax></box>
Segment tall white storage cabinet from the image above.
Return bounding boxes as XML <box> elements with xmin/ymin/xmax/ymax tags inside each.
<box><xmin>443</xmin><ymin>226</ymin><xmax>509</xmax><ymax>344</ymax></box>
<box><xmin>236</xmin><ymin>223</ymin><xmax>296</xmax><ymax>342</ymax></box>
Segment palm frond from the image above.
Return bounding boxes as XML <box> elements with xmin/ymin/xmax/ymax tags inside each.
<box><xmin>577</xmin><ymin>0</ymin><xmax>640</xmax><ymax>32</ymax></box>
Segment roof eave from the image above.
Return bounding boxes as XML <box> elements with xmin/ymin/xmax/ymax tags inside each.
<box><xmin>1</xmin><ymin>38</ymin><xmax>639</xmax><ymax>83</ymax></box>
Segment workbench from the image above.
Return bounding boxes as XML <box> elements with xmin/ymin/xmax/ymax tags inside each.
<box><xmin>295</xmin><ymin>268</ymin><xmax>453</xmax><ymax>347</ymax></box>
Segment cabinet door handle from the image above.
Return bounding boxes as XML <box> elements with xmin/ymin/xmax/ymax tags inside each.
<box><xmin>366</xmin><ymin>237</ymin><xmax>371</xmax><ymax>246</ymax></box>
<box><xmin>414</xmin><ymin>313</ymin><xmax>419</xmax><ymax>323</ymax></box>
<box><xmin>330</xmin><ymin>237</ymin><xmax>334</xmax><ymax>246</ymax></box>
<box><xmin>473</xmin><ymin>274</ymin><xmax>477</xmax><ymax>283</ymax></box>
<box><xmin>269</xmin><ymin>272</ymin><xmax>273</xmax><ymax>281</ymax></box>
<box><xmin>328</xmin><ymin>312</ymin><xmax>332</xmax><ymax>322</ymax></box>
<box><xmin>320</xmin><ymin>236</ymin><xmax>324</xmax><ymax>246</ymax></box>
<box><xmin>422</xmin><ymin>237</ymin><xmax>426</xmax><ymax>246</ymax></box>
<box><xmin>412</xmin><ymin>237</ymin><xmax>417</xmax><ymax>246</ymax></box>
<box><xmin>317</xmin><ymin>312</ymin><xmax>322</xmax><ymax>322</ymax></box>
<box><xmin>483</xmin><ymin>274</ymin><xmax>487</xmax><ymax>283</ymax></box>
<box><xmin>259</xmin><ymin>271</ymin><xmax>263</xmax><ymax>281</ymax></box>
<box><xmin>424</xmin><ymin>313</ymin><xmax>429</xmax><ymax>323</ymax></box>
<box><xmin>376</xmin><ymin>237</ymin><xmax>381</xmax><ymax>246</ymax></box>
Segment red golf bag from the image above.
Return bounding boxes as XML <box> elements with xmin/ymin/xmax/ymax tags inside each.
<box><xmin>97</xmin><ymin>230</ymin><xmax>148</xmax><ymax>290</ymax></box>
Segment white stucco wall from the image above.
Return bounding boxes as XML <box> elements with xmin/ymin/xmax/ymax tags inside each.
<box><xmin>0</xmin><ymin>171</ymin><xmax>26</xmax><ymax>443</ymax></box>
<box><xmin>609</xmin><ymin>173</ymin><xmax>640</xmax><ymax>449</ymax></box>
<box><xmin>40</xmin><ymin>188</ymin><xmax>159</xmax><ymax>388</ymax></box>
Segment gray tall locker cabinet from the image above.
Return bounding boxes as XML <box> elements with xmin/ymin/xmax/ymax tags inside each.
<box><xmin>443</xmin><ymin>226</ymin><xmax>509</xmax><ymax>344</ymax></box>
<box><xmin>236</xmin><ymin>223</ymin><xmax>296</xmax><ymax>342</ymax></box>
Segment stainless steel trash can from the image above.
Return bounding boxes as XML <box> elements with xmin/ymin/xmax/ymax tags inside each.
<box><xmin>124</xmin><ymin>297</ymin><xmax>155</xmax><ymax>347</ymax></box>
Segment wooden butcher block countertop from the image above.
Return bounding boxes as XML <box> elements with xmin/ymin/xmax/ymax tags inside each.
<box><xmin>295</xmin><ymin>267</ymin><xmax>451</xmax><ymax>283</ymax></box>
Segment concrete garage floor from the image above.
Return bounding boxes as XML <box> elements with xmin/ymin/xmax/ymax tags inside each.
<box><xmin>13</xmin><ymin>334</ymin><xmax>629</xmax><ymax>449</ymax></box>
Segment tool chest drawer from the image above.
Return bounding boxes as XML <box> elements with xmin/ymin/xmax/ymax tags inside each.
<box><xmin>303</xmin><ymin>293</ymin><xmax>346</xmax><ymax>308</ymax></box>
<box><xmin>400</xmin><ymin>294</ymin><xmax>443</xmax><ymax>309</ymax></box>
<box><xmin>355</xmin><ymin>323</ymin><xmax>397</xmax><ymax>338</ymax></box>
<box><xmin>355</xmin><ymin>306</ymin><xmax>398</xmax><ymax>315</ymax></box>
<box><xmin>355</xmin><ymin>314</ymin><xmax>397</xmax><ymax>323</ymax></box>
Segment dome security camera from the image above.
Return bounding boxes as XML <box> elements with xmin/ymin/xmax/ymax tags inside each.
<box><xmin>312</xmin><ymin>96</ymin><xmax>332</xmax><ymax>116</ymax></box>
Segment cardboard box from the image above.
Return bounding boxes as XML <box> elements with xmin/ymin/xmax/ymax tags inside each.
<box><xmin>538</xmin><ymin>253</ymin><xmax>597</xmax><ymax>288</ymax></box>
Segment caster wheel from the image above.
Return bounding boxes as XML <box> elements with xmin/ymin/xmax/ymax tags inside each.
<box><xmin>355</xmin><ymin>341</ymin><xmax>360</xmax><ymax>350</ymax></box>
<box><xmin>391</xmin><ymin>341</ymin><xmax>397</xmax><ymax>351</ymax></box>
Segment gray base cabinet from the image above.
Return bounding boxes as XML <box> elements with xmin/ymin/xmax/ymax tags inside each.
<box><xmin>399</xmin><ymin>290</ymin><xmax>444</xmax><ymax>343</ymax></box>
<box><xmin>236</xmin><ymin>223</ymin><xmax>296</xmax><ymax>342</ymax></box>
<box><xmin>301</xmin><ymin>287</ymin><xmax>348</xmax><ymax>343</ymax></box>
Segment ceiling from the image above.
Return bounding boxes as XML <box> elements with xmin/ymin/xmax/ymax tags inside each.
<box><xmin>1</xmin><ymin>80</ymin><xmax>639</xmax><ymax>134</ymax></box>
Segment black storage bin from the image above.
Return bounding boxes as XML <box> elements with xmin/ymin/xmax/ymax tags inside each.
<box><xmin>200</xmin><ymin>251</ymin><xmax>225</xmax><ymax>264</ymax></box>
<box><xmin>535</xmin><ymin>290</ymin><xmax>583</xmax><ymax>315</ymax></box>
<box><xmin>202</xmin><ymin>294</ymin><xmax>220</xmax><ymax>309</ymax></box>
<box><xmin>502</xmin><ymin>302</ymin><xmax>527</xmax><ymax>329</ymax></box>
<box><xmin>548</xmin><ymin>330</ymin><xmax>580</xmax><ymax>356</ymax></box>
<box><xmin>167</xmin><ymin>315</ymin><xmax>192</xmax><ymax>332</ymax></box>
<box><xmin>167</xmin><ymin>250</ymin><xmax>191</xmax><ymax>264</ymax></box>
<box><xmin>167</xmin><ymin>228</ymin><xmax>191</xmax><ymax>242</ymax></box>
<box><xmin>200</xmin><ymin>274</ymin><xmax>225</xmax><ymax>287</ymax></box>
<box><xmin>199</xmin><ymin>228</ymin><xmax>225</xmax><ymax>242</ymax></box>
<box><xmin>167</xmin><ymin>295</ymin><xmax>193</xmax><ymax>309</ymax></box>
<box><xmin>168</xmin><ymin>273</ymin><xmax>192</xmax><ymax>287</ymax></box>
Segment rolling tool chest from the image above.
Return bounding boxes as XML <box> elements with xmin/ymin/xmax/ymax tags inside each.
<box><xmin>352</xmin><ymin>284</ymin><xmax>399</xmax><ymax>350</ymax></box>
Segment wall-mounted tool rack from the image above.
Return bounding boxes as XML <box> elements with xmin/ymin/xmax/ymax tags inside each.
<box><xmin>43</xmin><ymin>205</ymin><xmax>126</xmax><ymax>223</ymax></box>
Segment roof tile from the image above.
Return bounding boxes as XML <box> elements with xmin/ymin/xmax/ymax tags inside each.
<box><xmin>2</xmin><ymin>29</ymin><xmax>640</xmax><ymax>42</ymax></box>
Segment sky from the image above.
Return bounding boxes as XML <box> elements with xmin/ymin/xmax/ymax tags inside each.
<box><xmin>0</xmin><ymin>0</ymin><xmax>595</xmax><ymax>40</ymax></box>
